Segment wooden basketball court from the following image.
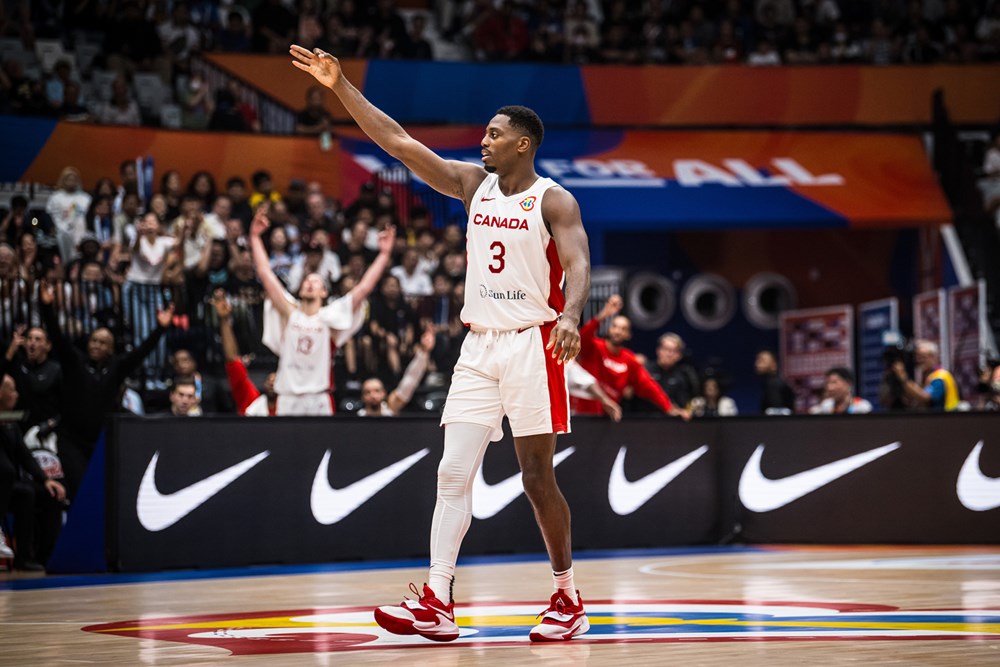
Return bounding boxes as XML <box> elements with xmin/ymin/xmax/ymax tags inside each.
<box><xmin>3</xmin><ymin>545</ymin><xmax>998</xmax><ymax>665</ymax></box>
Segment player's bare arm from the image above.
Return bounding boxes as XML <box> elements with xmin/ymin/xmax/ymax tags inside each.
<box><xmin>289</xmin><ymin>45</ymin><xmax>485</xmax><ymax>205</ymax></box>
<box><xmin>249</xmin><ymin>206</ymin><xmax>295</xmax><ymax>320</ymax></box>
<box><xmin>543</xmin><ymin>187</ymin><xmax>590</xmax><ymax>364</ymax></box>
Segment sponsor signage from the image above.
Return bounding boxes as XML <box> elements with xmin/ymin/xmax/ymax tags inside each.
<box><xmin>108</xmin><ymin>414</ymin><xmax>999</xmax><ymax>572</ymax></box>
<box><xmin>779</xmin><ymin>305</ymin><xmax>854</xmax><ymax>413</ymax></box>
<box><xmin>857</xmin><ymin>298</ymin><xmax>899</xmax><ymax>409</ymax></box>
<box><xmin>947</xmin><ymin>282</ymin><xmax>985</xmax><ymax>403</ymax></box>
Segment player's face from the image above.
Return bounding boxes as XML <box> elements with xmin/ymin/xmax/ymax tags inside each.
<box><xmin>481</xmin><ymin>115</ymin><xmax>522</xmax><ymax>174</ymax></box>
<box><xmin>300</xmin><ymin>274</ymin><xmax>329</xmax><ymax>300</ymax></box>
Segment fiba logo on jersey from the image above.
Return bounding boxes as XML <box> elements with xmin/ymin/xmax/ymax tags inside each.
<box><xmin>479</xmin><ymin>284</ymin><xmax>527</xmax><ymax>301</ymax></box>
<box><xmin>519</xmin><ymin>196</ymin><xmax>536</xmax><ymax>211</ymax></box>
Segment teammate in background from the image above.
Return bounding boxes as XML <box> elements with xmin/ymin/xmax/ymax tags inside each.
<box><xmin>809</xmin><ymin>367</ymin><xmax>872</xmax><ymax>415</ymax></box>
<box><xmin>566</xmin><ymin>360</ymin><xmax>622</xmax><ymax>422</ymax></box>
<box><xmin>211</xmin><ymin>289</ymin><xmax>276</xmax><ymax>416</ymax></box>
<box><xmin>249</xmin><ymin>204</ymin><xmax>394</xmax><ymax>415</ymax></box>
<box><xmin>574</xmin><ymin>294</ymin><xmax>689</xmax><ymax>420</ymax></box>
<box><xmin>291</xmin><ymin>45</ymin><xmax>590</xmax><ymax>641</ymax></box>
<box><xmin>358</xmin><ymin>327</ymin><xmax>436</xmax><ymax>417</ymax></box>
<box><xmin>892</xmin><ymin>339</ymin><xmax>959</xmax><ymax>411</ymax></box>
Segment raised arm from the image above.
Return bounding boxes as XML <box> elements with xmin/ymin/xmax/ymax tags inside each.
<box><xmin>348</xmin><ymin>224</ymin><xmax>396</xmax><ymax>312</ymax></box>
<box><xmin>248</xmin><ymin>206</ymin><xmax>295</xmax><ymax>320</ymax></box>
<box><xmin>542</xmin><ymin>187</ymin><xmax>590</xmax><ymax>365</ymax></box>
<box><xmin>289</xmin><ymin>45</ymin><xmax>486</xmax><ymax>207</ymax></box>
<box><xmin>387</xmin><ymin>326</ymin><xmax>435</xmax><ymax>414</ymax></box>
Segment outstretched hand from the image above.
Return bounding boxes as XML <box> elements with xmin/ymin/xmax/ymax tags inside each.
<box><xmin>545</xmin><ymin>319</ymin><xmax>581</xmax><ymax>365</ymax></box>
<box><xmin>249</xmin><ymin>205</ymin><xmax>270</xmax><ymax>239</ymax></box>
<box><xmin>211</xmin><ymin>288</ymin><xmax>232</xmax><ymax>319</ymax></box>
<box><xmin>419</xmin><ymin>326</ymin><xmax>436</xmax><ymax>353</ymax></box>
<box><xmin>290</xmin><ymin>45</ymin><xmax>343</xmax><ymax>89</ymax></box>
<box><xmin>376</xmin><ymin>224</ymin><xmax>397</xmax><ymax>255</ymax></box>
<box><xmin>156</xmin><ymin>303</ymin><xmax>176</xmax><ymax>329</ymax></box>
<box><xmin>598</xmin><ymin>294</ymin><xmax>623</xmax><ymax>320</ymax></box>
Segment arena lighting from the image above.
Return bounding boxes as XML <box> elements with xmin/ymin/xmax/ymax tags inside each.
<box><xmin>680</xmin><ymin>274</ymin><xmax>736</xmax><ymax>331</ymax></box>
<box><xmin>743</xmin><ymin>272</ymin><xmax>797</xmax><ymax>329</ymax></box>
<box><xmin>625</xmin><ymin>272</ymin><xmax>675</xmax><ymax>330</ymax></box>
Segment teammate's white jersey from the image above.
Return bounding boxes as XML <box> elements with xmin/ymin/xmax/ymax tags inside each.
<box><xmin>274</xmin><ymin>308</ymin><xmax>334</xmax><ymax>395</ymax></box>
<box><xmin>461</xmin><ymin>174</ymin><xmax>565</xmax><ymax>330</ymax></box>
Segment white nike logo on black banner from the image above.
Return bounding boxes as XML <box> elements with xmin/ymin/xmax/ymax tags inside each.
<box><xmin>608</xmin><ymin>445</ymin><xmax>708</xmax><ymax>515</ymax></box>
<box><xmin>137</xmin><ymin>450</ymin><xmax>270</xmax><ymax>532</ymax></box>
<box><xmin>957</xmin><ymin>441</ymin><xmax>1000</xmax><ymax>512</ymax></box>
<box><xmin>739</xmin><ymin>442</ymin><xmax>900</xmax><ymax>512</ymax></box>
<box><xmin>311</xmin><ymin>448</ymin><xmax>429</xmax><ymax>525</ymax></box>
<box><xmin>472</xmin><ymin>447</ymin><xmax>575</xmax><ymax>519</ymax></box>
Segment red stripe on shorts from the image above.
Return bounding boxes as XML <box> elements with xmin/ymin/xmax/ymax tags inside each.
<box><xmin>539</xmin><ymin>320</ymin><xmax>569</xmax><ymax>433</ymax></box>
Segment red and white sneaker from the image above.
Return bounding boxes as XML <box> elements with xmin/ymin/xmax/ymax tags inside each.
<box><xmin>529</xmin><ymin>590</ymin><xmax>590</xmax><ymax>642</ymax></box>
<box><xmin>373</xmin><ymin>583</ymin><xmax>459</xmax><ymax>642</ymax></box>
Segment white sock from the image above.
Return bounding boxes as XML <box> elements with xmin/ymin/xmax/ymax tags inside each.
<box><xmin>427</xmin><ymin>422</ymin><xmax>492</xmax><ymax>604</ymax></box>
<box><xmin>553</xmin><ymin>566</ymin><xmax>577</xmax><ymax>603</ymax></box>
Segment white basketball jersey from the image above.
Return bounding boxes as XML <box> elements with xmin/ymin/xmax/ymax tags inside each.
<box><xmin>461</xmin><ymin>174</ymin><xmax>565</xmax><ymax>330</ymax></box>
<box><xmin>274</xmin><ymin>309</ymin><xmax>333</xmax><ymax>395</ymax></box>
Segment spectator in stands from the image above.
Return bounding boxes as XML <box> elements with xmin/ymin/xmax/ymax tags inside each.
<box><xmin>365</xmin><ymin>274</ymin><xmax>416</xmax><ymax>378</ymax></box>
<box><xmin>690</xmin><ymin>375</ymin><xmax>738</xmax><ymax>417</ymax></box>
<box><xmin>978</xmin><ymin>362</ymin><xmax>1000</xmax><ymax>411</ymax></box>
<box><xmin>180</xmin><ymin>71</ymin><xmax>215</xmax><ymax>130</ymax></box>
<box><xmin>38</xmin><ymin>280</ymin><xmax>172</xmax><ymax>497</ymax></box>
<box><xmin>160</xmin><ymin>170</ymin><xmax>184</xmax><ymax>221</ymax></box>
<box><xmin>15</xmin><ymin>231</ymin><xmax>45</xmax><ymax>283</ymax></box>
<box><xmin>158</xmin><ymin>1</ymin><xmax>202</xmax><ymax>79</ymax></box>
<box><xmin>979</xmin><ymin>130</ymin><xmax>1000</xmax><ymax>228</ymax></box>
<box><xmin>287</xmin><ymin>230</ymin><xmax>341</xmax><ymax>294</ymax></box>
<box><xmin>645</xmin><ymin>332</ymin><xmax>700</xmax><ymax>411</ymax></box>
<box><xmin>266</xmin><ymin>225</ymin><xmax>296</xmax><ymax>287</ymax></box>
<box><xmin>295</xmin><ymin>85</ymin><xmax>335</xmax><ymax>136</ymax></box>
<box><xmin>391</xmin><ymin>247</ymin><xmax>433</xmax><ymax>302</ymax></box>
<box><xmin>2</xmin><ymin>195</ymin><xmax>53</xmax><ymax>247</ymax></box>
<box><xmin>44</xmin><ymin>59</ymin><xmax>78</xmax><ymax>110</ymax></box>
<box><xmin>103</xmin><ymin>0</ymin><xmax>168</xmax><ymax>82</ymax></box>
<box><xmin>57</xmin><ymin>81</ymin><xmax>91</xmax><ymax>123</ymax></box>
<box><xmin>83</xmin><ymin>195</ymin><xmax>115</xmax><ymax>264</ymax></box>
<box><xmin>95</xmin><ymin>75</ymin><xmax>141</xmax><ymax>127</ymax></box>
<box><xmin>892</xmin><ymin>339</ymin><xmax>959</xmax><ymax>411</ymax></box>
<box><xmin>403</xmin><ymin>13</ymin><xmax>435</xmax><ymax>59</ymax></box>
<box><xmin>218</xmin><ymin>8</ymin><xmax>253</xmax><ymax>53</ymax></box>
<box><xmin>249</xmin><ymin>169</ymin><xmax>281</xmax><ymax>210</ymax></box>
<box><xmin>169</xmin><ymin>348</ymin><xmax>232</xmax><ymax>414</ymax></box>
<box><xmin>46</xmin><ymin>166</ymin><xmax>91</xmax><ymax>264</ymax></box>
<box><xmin>252</xmin><ymin>0</ymin><xmax>297</xmax><ymax>54</ymax></box>
<box><xmin>167</xmin><ymin>378</ymin><xmax>202</xmax><ymax>416</ymax></box>
<box><xmin>201</xmin><ymin>194</ymin><xmax>231</xmax><ymax>240</ymax></box>
<box><xmin>226</xmin><ymin>176</ymin><xmax>254</xmax><ymax>228</ymax></box>
<box><xmin>186</xmin><ymin>171</ymin><xmax>218</xmax><ymax>212</ymax></box>
<box><xmin>809</xmin><ymin>367</ymin><xmax>872</xmax><ymax>414</ymax></box>
<box><xmin>747</xmin><ymin>37</ymin><xmax>782</xmax><ymax>64</ymax></box>
<box><xmin>574</xmin><ymin>294</ymin><xmax>689</xmax><ymax>419</ymax></box>
<box><xmin>471</xmin><ymin>0</ymin><xmax>530</xmax><ymax>61</ymax></box>
<box><xmin>0</xmin><ymin>374</ymin><xmax>66</xmax><ymax>571</ymax></box>
<box><xmin>755</xmin><ymin>349</ymin><xmax>795</xmax><ymax>414</ymax></box>
<box><xmin>357</xmin><ymin>326</ymin><xmax>435</xmax><ymax>416</ymax></box>
<box><xmin>302</xmin><ymin>190</ymin><xmax>341</xmax><ymax>240</ymax></box>
<box><xmin>171</xmin><ymin>195</ymin><xmax>214</xmax><ymax>271</ymax></box>
<box><xmin>211</xmin><ymin>289</ymin><xmax>276</xmax><ymax>416</ymax></box>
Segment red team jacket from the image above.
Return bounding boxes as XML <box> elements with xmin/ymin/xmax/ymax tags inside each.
<box><xmin>571</xmin><ymin>318</ymin><xmax>674</xmax><ymax>416</ymax></box>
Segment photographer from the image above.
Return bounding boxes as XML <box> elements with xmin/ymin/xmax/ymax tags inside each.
<box><xmin>890</xmin><ymin>339</ymin><xmax>959</xmax><ymax>411</ymax></box>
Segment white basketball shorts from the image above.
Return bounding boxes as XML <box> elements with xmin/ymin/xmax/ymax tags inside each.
<box><xmin>441</xmin><ymin>322</ymin><xmax>570</xmax><ymax>440</ymax></box>
<box><xmin>276</xmin><ymin>392</ymin><xmax>334</xmax><ymax>416</ymax></box>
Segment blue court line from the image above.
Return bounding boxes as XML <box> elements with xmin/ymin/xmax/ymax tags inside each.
<box><xmin>0</xmin><ymin>545</ymin><xmax>762</xmax><ymax>592</ymax></box>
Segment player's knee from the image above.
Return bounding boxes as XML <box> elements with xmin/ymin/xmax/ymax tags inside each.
<box><xmin>520</xmin><ymin>468</ymin><xmax>555</xmax><ymax>502</ymax></box>
<box><xmin>437</xmin><ymin>460</ymin><xmax>471</xmax><ymax>498</ymax></box>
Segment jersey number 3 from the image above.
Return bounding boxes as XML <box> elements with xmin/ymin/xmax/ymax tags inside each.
<box><xmin>489</xmin><ymin>241</ymin><xmax>505</xmax><ymax>273</ymax></box>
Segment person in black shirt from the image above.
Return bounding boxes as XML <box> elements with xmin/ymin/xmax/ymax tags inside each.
<box><xmin>0</xmin><ymin>374</ymin><xmax>66</xmax><ymax>570</ymax></box>
<box><xmin>755</xmin><ymin>349</ymin><xmax>796</xmax><ymax>414</ymax></box>
<box><xmin>645</xmin><ymin>332</ymin><xmax>701</xmax><ymax>410</ymax></box>
<box><xmin>38</xmin><ymin>281</ymin><xmax>173</xmax><ymax>497</ymax></box>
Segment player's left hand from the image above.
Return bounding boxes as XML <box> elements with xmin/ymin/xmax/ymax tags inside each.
<box><xmin>546</xmin><ymin>319</ymin><xmax>580</xmax><ymax>365</ymax></box>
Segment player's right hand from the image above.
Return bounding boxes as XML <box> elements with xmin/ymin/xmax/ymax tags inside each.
<box><xmin>290</xmin><ymin>44</ymin><xmax>341</xmax><ymax>89</ymax></box>
<box><xmin>250</xmin><ymin>205</ymin><xmax>270</xmax><ymax>238</ymax></box>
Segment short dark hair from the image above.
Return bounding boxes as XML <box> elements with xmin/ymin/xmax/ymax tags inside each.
<box><xmin>827</xmin><ymin>366</ymin><xmax>855</xmax><ymax>384</ymax></box>
<box><xmin>495</xmin><ymin>105</ymin><xmax>544</xmax><ymax>149</ymax></box>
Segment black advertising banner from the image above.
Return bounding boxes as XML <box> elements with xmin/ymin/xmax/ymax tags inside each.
<box><xmin>108</xmin><ymin>414</ymin><xmax>999</xmax><ymax>572</ymax></box>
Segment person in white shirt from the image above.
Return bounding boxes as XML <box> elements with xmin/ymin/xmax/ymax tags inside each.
<box><xmin>250</xmin><ymin>205</ymin><xmax>393</xmax><ymax>415</ymax></box>
<box><xmin>809</xmin><ymin>367</ymin><xmax>873</xmax><ymax>415</ymax></box>
<box><xmin>390</xmin><ymin>247</ymin><xmax>434</xmax><ymax>300</ymax></box>
<box><xmin>45</xmin><ymin>166</ymin><xmax>91</xmax><ymax>263</ymax></box>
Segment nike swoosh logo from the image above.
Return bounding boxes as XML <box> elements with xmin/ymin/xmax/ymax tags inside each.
<box><xmin>957</xmin><ymin>441</ymin><xmax>1000</xmax><ymax>511</ymax></box>
<box><xmin>472</xmin><ymin>447</ymin><xmax>575</xmax><ymax>519</ymax></box>
<box><xmin>608</xmin><ymin>445</ymin><xmax>708</xmax><ymax>515</ymax></box>
<box><xmin>137</xmin><ymin>450</ymin><xmax>270</xmax><ymax>531</ymax></box>
<box><xmin>311</xmin><ymin>448</ymin><xmax>429</xmax><ymax>524</ymax></box>
<box><xmin>481</xmin><ymin>197</ymin><xmax>495</xmax><ymax>201</ymax></box>
<box><xmin>739</xmin><ymin>442</ymin><xmax>900</xmax><ymax>512</ymax></box>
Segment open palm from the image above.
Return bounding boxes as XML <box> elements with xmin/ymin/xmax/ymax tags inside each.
<box><xmin>290</xmin><ymin>44</ymin><xmax>341</xmax><ymax>88</ymax></box>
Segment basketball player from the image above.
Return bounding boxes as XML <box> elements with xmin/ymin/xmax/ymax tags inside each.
<box><xmin>290</xmin><ymin>45</ymin><xmax>591</xmax><ymax>641</ymax></box>
<box><xmin>249</xmin><ymin>205</ymin><xmax>395</xmax><ymax>415</ymax></box>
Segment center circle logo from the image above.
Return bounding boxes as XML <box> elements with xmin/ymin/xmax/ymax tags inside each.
<box><xmin>82</xmin><ymin>600</ymin><xmax>1000</xmax><ymax>655</ymax></box>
